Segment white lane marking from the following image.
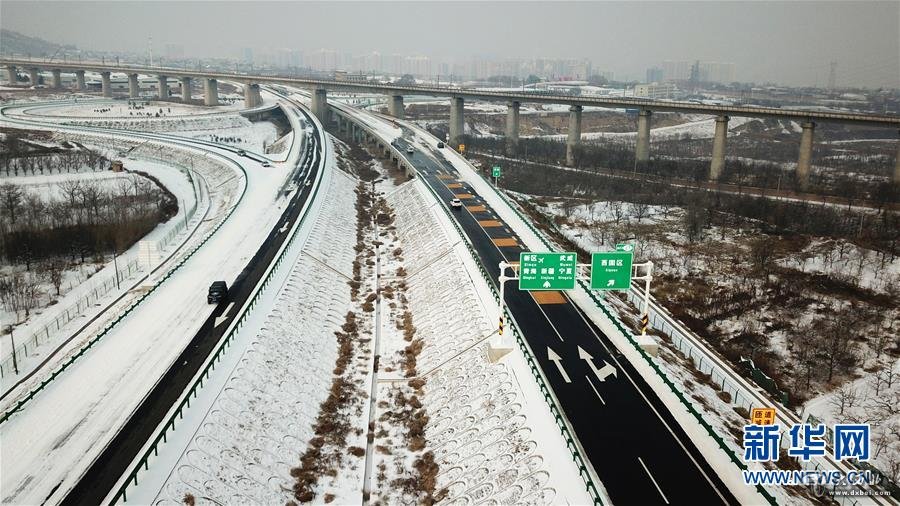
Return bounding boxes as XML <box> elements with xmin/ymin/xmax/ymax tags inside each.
<box><xmin>547</xmin><ymin>347</ymin><xmax>572</xmax><ymax>383</ymax></box>
<box><xmin>585</xmin><ymin>375</ymin><xmax>606</xmax><ymax>405</ymax></box>
<box><xmin>638</xmin><ymin>456</ymin><xmax>669</xmax><ymax>504</ymax></box>
<box><xmin>569</xmin><ymin>302</ymin><xmax>730</xmax><ymax>504</ymax></box>
<box><xmin>214</xmin><ymin>302</ymin><xmax>235</xmax><ymax>327</ymax></box>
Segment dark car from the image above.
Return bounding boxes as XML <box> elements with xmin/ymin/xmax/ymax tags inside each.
<box><xmin>437</xmin><ymin>142</ymin><xmax>445</xmax><ymax>148</ymax></box>
<box><xmin>208</xmin><ymin>281</ymin><xmax>228</xmax><ymax>304</ymax></box>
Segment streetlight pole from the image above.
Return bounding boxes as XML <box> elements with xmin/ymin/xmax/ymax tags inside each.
<box><xmin>113</xmin><ymin>249</ymin><xmax>121</xmax><ymax>290</ymax></box>
<box><xmin>8</xmin><ymin>325</ymin><xmax>19</xmax><ymax>375</ymax></box>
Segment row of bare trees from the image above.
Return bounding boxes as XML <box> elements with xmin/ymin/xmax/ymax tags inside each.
<box><xmin>0</xmin><ymin>174</ymin><xmax>177</xmax><ymax>268</ymax></box>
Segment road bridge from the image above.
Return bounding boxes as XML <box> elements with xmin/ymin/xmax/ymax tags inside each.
<box><xmin>3</xmin><ymin>58</ymin><xmax>899</xmax><ymax>185</ymax></box>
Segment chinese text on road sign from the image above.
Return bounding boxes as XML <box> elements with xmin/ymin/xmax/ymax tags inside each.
<box><xmin>590</xmin><ymin>252</ymin><xmax>633</xmax><ymax>290</ymax></box>
<box><xmin>519</xmin><ymin>252</ymin><xmax>577</xmax><ymax>290</ymax></box>
<box><xmin>492</xmin><ymin>166</ymin><xmax>501</xmax><ymax>178</ymax></box>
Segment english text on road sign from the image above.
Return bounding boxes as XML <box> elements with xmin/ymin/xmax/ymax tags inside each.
<box><xmin>492</xmin><ymin>166</ymin><xmax>501</xmax><ymax>178</ymax></box>
<box><xmin>519</xmin><ymin>252</ymin><xmax>577</xmax><ymax>290</ymax></box>
<box><xmin>590</xmin><ymin>252</ymin><xmax>633</xmax><ymax>290</ymax></box>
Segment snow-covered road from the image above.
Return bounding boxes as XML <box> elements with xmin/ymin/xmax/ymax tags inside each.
<box><xmin>0</xmin><ymin>96</ymin><xmax>303</xmax><ymax>505</ymax></box>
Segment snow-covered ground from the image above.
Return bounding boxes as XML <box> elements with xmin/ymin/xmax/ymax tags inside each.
<box><xmin>368</xmin><ymin>179</ymin><xmax>592</xmax><ymax>504</ymax></box>
<box><xmin>19</xmin><ymin>99</ymin><xmax>244</xmax><ymax>118</ymax></box>
<box><xmin>0</xmin><ymin>102</ymin><xmax>300</xmax><ymax>504</ymax></box>
<box><xmin>0</xmin><ymin>159</ymin><xmax>202</xmax><ymax>384</ymax></box>
<box><xmin>124</xmin><ymin>157</ymin><xmax>357</xmax><ymax>505</ymax></box>
<box><xmin>528</xmin><ymin>115</ymin><xmax>758</xmax><ymax>141</ymax></box>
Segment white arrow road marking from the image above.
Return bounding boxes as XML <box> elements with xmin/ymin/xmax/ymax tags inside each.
<box><xmin>585</xmin><ymin>375</ymin><xmax>606</xmax><ymax>405</ymax></box>
<box><xmin>638</xmin><ymin>456</ymin><xmax>670</xmax><ymax>504</ymax></box>
<box><xmin>215</xmin><ymin>302</ymin><xmax>234</xmax><ymax>328</ymax></box>
<box><xmin>578</xmin><ymin>346</ymin><xmax>617</xmax><ymax>382</ymax></box>
<box><xmin>547</xmin><ymin>347</ymin><xmax>571</xmax><ymax>383</ymax></box>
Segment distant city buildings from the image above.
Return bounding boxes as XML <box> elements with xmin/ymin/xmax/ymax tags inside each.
<box><xmin>656</xmin><ymin>60</ymin><xmax>736</xmax><ymax>84</ymax></box>
<box><xmin>633</xmin><ymin>82</ymin><xmax>676</xmax><ymax>99</ymax></box>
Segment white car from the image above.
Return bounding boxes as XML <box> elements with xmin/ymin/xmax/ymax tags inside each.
<box><xmin>261</xmin><ymin>161</ymin><xmax>271</xmax><ymax>167</ymax></box>
<box><xmin>450</xmin><ymin>198</ymin><xmax>462</xmax><ymax>209</ymax></box>
<box><xmin>406</xmin><ymin>147</ymin><xmax>414</xmax><ymax>154</ymax></box>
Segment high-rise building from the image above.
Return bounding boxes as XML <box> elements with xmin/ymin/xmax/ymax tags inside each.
<box><xmin>646</xmin><ymin>67</ymin><xmax>663</xmax><ymax>83</ymax></box>
<box><xmin>241</xmin><ymin>47</ymin><xmax>253</xmax><ymax>64</ymax></box>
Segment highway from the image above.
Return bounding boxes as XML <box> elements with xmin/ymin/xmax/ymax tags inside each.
<box><xmin>59</xmin><ymin>99</ymin><xmax>324</xmax><ymax>505</ymax></box>
<box><xmin>387</xmin><ymin>132</ymin><xmax>738</xmax><ymax>505</ymax></box>
<box><xmin>2</xmin><ymin>58</ymin><xmax>899</xmax><ymax>127</ymax></box>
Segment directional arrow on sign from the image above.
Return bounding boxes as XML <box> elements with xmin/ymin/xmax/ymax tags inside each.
<box><xmin>578</xmin><ymin>346</ymin><xmax>617</xmax><ymax>382</ymax></box>
<box><xmin>542</xmin><ymin>281</ymin><xmax>551</xmax><ymax>288</ymax></box>
<box><xmin>547</xmin><ymin>347</ymin><xmax>571</xmax><ymax>383</ymax></box>
<box><xmin>606</xmin><ymin>279</ymin><xmax>614</xmax><ymax>287</ymax></box>
<box><xmin>215</xmin><ymin>302</ymin><xmax>234</xmax><ymax>328</ymax></box>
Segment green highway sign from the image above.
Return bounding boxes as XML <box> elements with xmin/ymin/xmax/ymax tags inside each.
<box><xmin>492</xmin><ymin>166</ymin><xmax>502</xmax><ymax>178</ymax></box>
<box><xmin>590</xmin><ymin>252</ymin><xmax>633</xmax><ymax>290</ymax></box>
<box><xmin>519</xmin><ymin>252</ymin><xmax>577</xmax><ymax>290</ymax></box>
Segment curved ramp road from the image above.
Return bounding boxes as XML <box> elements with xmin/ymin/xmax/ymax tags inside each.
<box><xmin>0</xmin><ymin>97</ymin><xmax>307</xmax><ymax>505</ymax></box>
<box><xmin>62</xmin><ymin>101</ymin><xmax>325</xmax><ymax>505</ymax></box>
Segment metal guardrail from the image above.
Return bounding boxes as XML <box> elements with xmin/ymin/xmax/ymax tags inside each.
<box><xmin>108</xmin><ymin>106</ymin><xmax>325</xmax><ymax>504</ymax></box>
<box><xmin>458</xmin><ymin>166</ymin><xmax>780</xmax><ymax>505</ymax></box>
<box><xmin>331</xmin><ymin>105</ymin><xmax>607</xmax><ymax>503</ymax></box>
<box><xmin>1</xmin><ymin>165</ymin><xmax>201</xmax><ymax>380</ymax></box>
<box><xmin>415</xmin><ymin>177</ymin><xmax>606</xmax><ymax>505</ymax></box>
<box><xmin>0</xmin><ymin>157</ymin><xmax>247</xmax><ymax>425</ymax></box>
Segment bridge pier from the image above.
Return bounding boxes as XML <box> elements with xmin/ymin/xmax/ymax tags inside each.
<box><xmin>75</xmin><ymin>70</ymin><xmax>85</xmax><ymax>91</ymax></box>
<box><xmin>28</xmin><ymin>68</ymin><xmax>39</xmax><ymax>86</ymax></box>
<box><xmin>204</xmin><ymin>78</ymin><xmax>219</xmax><ymax>106</ymax></box>
<box><xmin>506</xmin><ymin>101</ymin><xmax>520</xmax><ymax>156</ymax></box>
<box><xmin>51</xmin><ymin>69</ymin><xmax>62</xmax><ymax>89</ymax></box>
<box><xmin>158</xmin><ymin>75</ymin><xmax>169</xmax><ymax>99</ymax></box>
<box><xmin>101</xmin><ymin>71</ymin><xmax>112</xmax><ymax>97</ymax></box>
<box><xmin>243</xmin><ymin>83</ymin><xmax>262</xmax><ymax>108</ymax></box>
<box><xmin>388</xmin><ymin>95</ymin><xmax>404</xmax><ymax>119</ymax></box>
<box><xmin>566</xmin><ymin>105</ymin><xmax>583</xmax><ymax>166</ymax></box>
<box><xmin>180</xmin><ymin>77</ymin><xmax>192</xmax><ymax>102</ymax></box>
<box><xmin>797</xmin><ymin>121</ymin><xmax>815</xmax><ymax>190</ymax></box>
<box><xmin>311</xmin><ymin>87</ymin><xmax>329</xmax><ymax>122</ymax></box>
<box><xmin>450</xmin><ymin>97</ymin><xmax>464</xmax><ymax>150</ymax></box>
<box><xmin>636</xmin><ymin>109</ymin><xmax>652</xmax><ymax>164</ymax></box>
<box><xmin>128</xmin><ymin>74</ymin><xmax>140</xmax><ymax>98</ymax></box>
<box><xmin>709</xmin><ymin>115</ymin><xmax>729</xmax><ymax>180</ymax></box>
<box><xmin>6</xmin><ymin>65</ymin><xmax>15</xmax><ymax>85</ymax></box>
<box><xmin>895</xmin><ymin>130</ymin><xmax>900</xmax><ymax>184</ymax></box>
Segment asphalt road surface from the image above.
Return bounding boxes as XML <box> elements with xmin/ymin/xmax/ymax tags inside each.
<box><xmin>62</xmin><ymin>114</ymin><xmax>323</xmax><ymax>506</ymax></box>
<box><xmin>394</xmin><ymin>135</ymin><xmax>738</xmax><ymax>506</ymax></box>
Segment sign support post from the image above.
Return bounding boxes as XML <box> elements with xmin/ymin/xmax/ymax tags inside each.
<box><xmin>631</xmin><ymin>261</ymin><xmax>654</xmax><ymax>335</ymax></box>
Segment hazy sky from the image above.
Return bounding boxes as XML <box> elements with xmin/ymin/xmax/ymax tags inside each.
<box><xmin>2</xmin><ymin>1</ymin><xmax>898</xmax><ymax>87</ymax></box>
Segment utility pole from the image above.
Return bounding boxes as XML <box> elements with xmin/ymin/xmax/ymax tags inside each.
<box><xmin>828</xmin><ymin>61</ymin><xmax>837</xmax><ymax>91</ymax></box>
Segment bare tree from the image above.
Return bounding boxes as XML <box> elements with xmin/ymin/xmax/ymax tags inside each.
<box><xmin>829</xmin><ymin>382</ymin><xmax>859</xmax><ymax>416</ymax></box>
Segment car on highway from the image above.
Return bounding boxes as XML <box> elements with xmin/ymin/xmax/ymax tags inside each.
<box><xmin>236</xmin><ymin>149</ymin><xmax>246</xmax><ymax>156</ymax></box>
<box><xmin>437</xmin><ymin>142</ymin><xmax>445</xmax><ymax>148</ymax></box>
<box><xmin>406</xmin><ymin>147</ymin><xmax>414</xmax><ymax>154</ymax></box>
<box><xmin>450</xmin><ymin>198</ymin><xmax>462</xmax><ymax>209</ymax></box>
<box><xmin>207</xmin><ymin>281</ymin><xmax>228</xmax><ymax>304</ymax></box>
<box><xmin>261</xmin><ymin>161</ymin><xmax>271</xmax><ymax>167</ymax></box>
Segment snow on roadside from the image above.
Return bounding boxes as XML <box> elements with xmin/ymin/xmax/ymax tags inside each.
<box><xmin>130</xmin><ymin>168</ymin><xmax>360</xmax><ymax>505</ymax></box>
<box><xmin>367</xmin><ymin>179</ymin><xmax>592</xmax><ymax>505</ymax></box>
